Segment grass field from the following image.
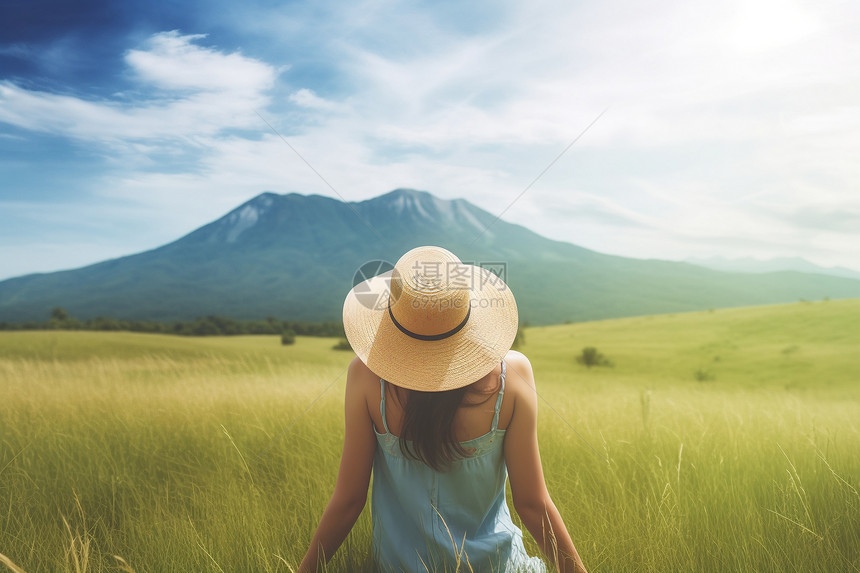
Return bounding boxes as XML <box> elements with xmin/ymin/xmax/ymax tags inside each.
<box><xmin>1</xmin><ymin>299</ymin><xmax>859</xmax><ymax>572</ymax></box>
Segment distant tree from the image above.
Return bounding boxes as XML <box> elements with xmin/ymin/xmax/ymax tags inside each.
<box><xmin>576</xmin><ymin>346</ymin><xmax>612</xmax><ymax>368</ymax></box>
<box><xmin>281</xmin><ymin>329</ymin><xmax>296</xmax><ymax>345</ymax></box>
<box><xmin>0</xmin><ymin>311</ymin><xmax>350</xmax><ymax>338</ymax></box>
<box><xmin>286</xmin><ymin>320</ymin><xmax>345</xmax><ymax>338</ymax></box>
<box><xmin>51</xmin><ymin>307</ymin><xmax>69</xmax><ymax>322</ymax></box>
<box><xmin>87</xmin><ymin>317</ymin><xmax>122</xmax><ymax>331</ymax></box>
<box><xmin>332</xmin><ymin>338</ymin><xmax>352</xmax><ymax>351</ymax></box>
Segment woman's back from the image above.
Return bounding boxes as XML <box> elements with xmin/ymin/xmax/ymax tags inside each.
<box><xmin>368</xmin><ymin>360</ymin><xmax>513</xmax><ymax>444</ymax></box>
<box><xmin>370</xmin><ymin>359</ymin><xmax>546</xmax><ymax>573</ymax></box>
<box><xmin>299</xmin><ymin>247</ymin><xmax>587</xmax><ymax>573</ymax></box>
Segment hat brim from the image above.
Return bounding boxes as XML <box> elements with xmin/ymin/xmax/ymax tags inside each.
<box><xmin>343</xmin><ymin>267</ymin><xmax>518</xmax><ymax>391</ymax></box>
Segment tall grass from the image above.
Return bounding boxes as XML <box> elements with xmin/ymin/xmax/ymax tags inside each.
<box><xmin>0</xmin><ymin>334</ymin><xmax>367</xmax><ymax>572</ymax></box>
<box><xmin>1</xmin><ymin>300</ymin><xmax>859</xmax><ymax>571</ymax></box>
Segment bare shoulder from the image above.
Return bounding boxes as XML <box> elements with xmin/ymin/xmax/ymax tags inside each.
<box><xmin>348</xmin><ymin>355</ymin><xmax>372</xmax><ymax>377</ymax></box>
<box><xmin>501</xmin><ymin>351</ymin><xmax>538</xmax><ymax>425</ymax></box>
<box><xmin>347</xmin><ymin>356</ymin><xmax>379</xmax><ymax>395</ymax></box>
<box><xmin>504</xmin><ymin>350</ymin><xmax>537</xmax><ymax>391</ymax></box>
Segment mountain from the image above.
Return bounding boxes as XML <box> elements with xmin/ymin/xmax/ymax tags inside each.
<box><xmin>2</xmin><ymin>189</ymin><xmax>860</xmax><ymax>325</ymax></box>
<box><xmin>685</xmin><ymin>255</ymin><xmax>860</xmax><ymax>281</ymax></box>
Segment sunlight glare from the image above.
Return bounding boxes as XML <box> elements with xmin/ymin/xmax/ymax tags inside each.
<box><xmin>730</xmin><ymin>0</ymin><xmax>819</xmax><ymax>53</ymax></box>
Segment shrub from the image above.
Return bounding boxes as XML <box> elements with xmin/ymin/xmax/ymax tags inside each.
<box><xmin>576</xmin><ymin>346</ymin><xmax>612</xmax><ymax>368</ymax></box>
<box><xmin>694</xmin><ymin>368</ymin><xmax>714</xmax><ymax>382</ymax></box>
<box><xmin>51</xmin><ymin>307</ymin><xmax>69</xmax><ymax>322</ymax></box>
<box><xmin>281</xmin><ymin>330</ymin><xmax>296</xmax><ymax>345</ymax></box>
<box><xmin>332</xmin><ymin>339</ymin><xmax>352</xmax><ymax>351</ymax></box>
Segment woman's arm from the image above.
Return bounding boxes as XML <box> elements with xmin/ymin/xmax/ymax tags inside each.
<box><xmin>299</xmin><ymin>358</ymin><xmax>376</xmax><ymax>572</ymax></box>
<box><xmin>504</xmin><ymin>352</ymin><xmax>588</xmax><ymax>573</ymax></box>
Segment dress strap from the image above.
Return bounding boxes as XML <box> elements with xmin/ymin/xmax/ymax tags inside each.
<box><xmin>379</xmin><ymin>378</ymin><xmax>390</xmax><ymax>433</ymax></box>
<box><xmin>491</xmin><ymin>360</ymin><xmax>506</xmax><ymax>431</ymax></box>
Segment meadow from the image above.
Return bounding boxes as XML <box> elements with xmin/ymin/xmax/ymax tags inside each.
<box><xmin>1</xmin><ymin>299</ymin><xmax>858</xmax><ymax>572</ymax></box>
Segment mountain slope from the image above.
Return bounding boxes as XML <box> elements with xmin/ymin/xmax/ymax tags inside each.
<box><xmin>2</xmin><ymin>189</ymin><xmax>859</xmax><ymax>324</ymax></box>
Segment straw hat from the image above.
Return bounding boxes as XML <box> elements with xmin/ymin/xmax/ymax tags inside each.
<box><xmin>343</xmin><ymin>246</ymin><xmax>518</xmax><ymax>391</ymax></box>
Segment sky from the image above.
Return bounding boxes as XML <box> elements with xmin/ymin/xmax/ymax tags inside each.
<box><xmin>1</xmin><ymin>0</ymin><xmax>859</xmax><ymax>280</ymax></box>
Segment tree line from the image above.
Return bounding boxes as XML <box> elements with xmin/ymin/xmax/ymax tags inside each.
<box><xmin>0</xmin><ymin>307</ymin><xmax>345</xmax><ymax>338</ymax></box>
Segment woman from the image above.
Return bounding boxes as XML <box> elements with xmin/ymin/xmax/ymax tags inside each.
<box><xmin>299</xmin><ymin>246</ymin><xmax>587</xmax><ymax>573</ymax></box>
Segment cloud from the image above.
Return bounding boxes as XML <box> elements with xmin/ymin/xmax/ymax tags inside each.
<box><xmin>759</xmin><ymin>203</ymin><xmax>860</xmax><ymax>234</ymax></box>
<box><xmin>536</xmin><ymin>193</ymin><xmax>654</xmax><ymax>229</ymax></box>
<box><xmin>0</xmin><ymin>43</ymin><xmax>33</xmax><ymax>59</ymax></box>
<box><xmin>0</xmin><ymin>32</ymin><xmax>276</xmax><ymax>143</ymax></box>
<box><xmin>125</xmin><ymin>31</ymin><xmax>275</xmax><ymax>94</ymax></box>
<box><xmin>289</xmin><ymin>88</ymin><xmax>342</xmax><ymax>112</ymax></box>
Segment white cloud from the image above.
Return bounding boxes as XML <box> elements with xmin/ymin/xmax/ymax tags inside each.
<box><xmin>289</xmin><ymin>88</ymin><xmax>343</xmax><ymax>112</ymax></box>
<box><xmin>0</xmin><ymin>32</ymin><xmax>276</xmax><ymax>143</ymax></box>
<box><xmin>126</xmin><ymin>31</ymin><xmax>275</xmax><ymax>94</ymax></box>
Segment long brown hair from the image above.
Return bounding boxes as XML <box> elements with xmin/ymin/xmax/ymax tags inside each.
<box><xmin>393</xmin><ymin>376</ymin><xmax>499</xmax><ymax>471</ymax></box>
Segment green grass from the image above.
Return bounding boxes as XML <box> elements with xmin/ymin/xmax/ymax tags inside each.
<box><xmin>1</xmin><ymin>299</ymin><xmax>859</xmax><ymax>572</ymax></box>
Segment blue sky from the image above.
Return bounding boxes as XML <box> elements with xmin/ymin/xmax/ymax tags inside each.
<box><xmin>2</xmin><ymin>0</ymin><xmax>859</xmax><ymax>280</ymax></box>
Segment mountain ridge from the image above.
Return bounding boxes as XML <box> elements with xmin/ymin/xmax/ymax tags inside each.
<box><xmin>2</xmin><ymin>188</ymin><xmax>859</xmax><ymax>324</ymax></box>
<box><xmin>685</xmin><ymin>255</ymin><xmax>860</xmax><ymax>280</ymax></box>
